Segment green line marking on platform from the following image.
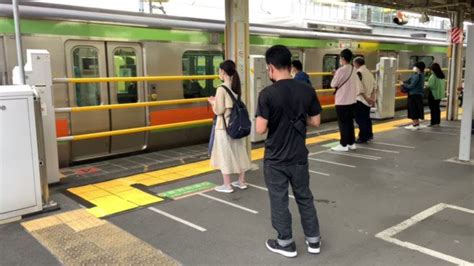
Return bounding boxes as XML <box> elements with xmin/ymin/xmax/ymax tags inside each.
<box><xmin>158</xmin><ymin>182</ymin><xmax>216</xmax><ymax>199</ymax></box>
<box><xmin>322</xmin><ymin>141</ymin><xmax>340</xmax><ymax>148</ymax></box>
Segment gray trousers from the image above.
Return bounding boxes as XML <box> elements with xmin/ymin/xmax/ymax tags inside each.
<box><xmin>264</xmin><ymin>161</ymin><xmax>320</xmax><ymax>245</ymax></box>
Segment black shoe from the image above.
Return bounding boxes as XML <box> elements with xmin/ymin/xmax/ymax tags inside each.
<box><xmin>305</xmin><ymin>240</ymin><xmax>321</xmax><ymax>254</ymax></box>
<box><xmin>355</xmin><ymin>138</ymin><xmax>368</xmax><ymax>144</ymax></box>
<box><xmin>265</xmin><ymin>239</ymin><xmax>297</xmax><ymax>258</ymax></box>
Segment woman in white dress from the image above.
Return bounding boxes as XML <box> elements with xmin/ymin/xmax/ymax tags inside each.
<box><xmin>208</xmin><ymin>60</ymin><xmax>251</xmax><ymax>193</ymax></box>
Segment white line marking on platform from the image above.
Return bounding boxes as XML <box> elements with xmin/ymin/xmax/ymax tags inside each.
<box><xmin>309</xmin><ymin>170</ymin><xmax>330</xmax><ymax>176</ymax></box>
<box><xmin>198</xmin><ymin>193</ymin><xmax>258</xmax><ymax>214</ymax></box>
<box><xmin>376</xmin><ymin>203</ymin><xmax>474</xmax><ymax>266</ymax></box>
<box><xmin>148</xmin><ymin>207</ymin><xmax>207</xmax><ymax>232</ymax></box>
<box><xmin>308</xmin><ymin>157</ymin><xmax>356</xmax><ymax>168</ymax></box>
<box><xmin>327</xmin><ymin>151</ymin><xmax>381</xmax><ymax>160</ymax></box>
<box><xmin>247</xmin><ymin>183</ymin><xmax>295</xmax><ymax>199</ymax></box>
<box><xmin>417</xmin><ymin>131</ymin><xmax>457</xmax><ymax>136</ymax></box>
<box><xmin>356</xmin><ymin>146</ymin><xmax>400</xmax><ymax>154</ymax></box>
<box><xmin>372</xmin><ymin>142</ymin><xmax>415</xmax><ymax>149</ymax></box>
<box><xmin>309</xmin><ymin>150</ymin><xmax>329</xmax><ymax>156</ymax></box>
<box><xmin>307</xmin><ymin>127</ymin><xmax>338</xmax><ymax>135</ymax></box>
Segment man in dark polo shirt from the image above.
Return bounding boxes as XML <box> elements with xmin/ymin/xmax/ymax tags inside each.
<box><xmin>256</xmin><ymin>45</ymin><xmax>323</xmax><ymax>258</ymax></box>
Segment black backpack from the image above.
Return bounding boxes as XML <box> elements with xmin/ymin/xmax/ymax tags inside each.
<box><xmin>220</xmin><ymin>85</ymin><xmax>251</xmax><ymax>139</ymax></box>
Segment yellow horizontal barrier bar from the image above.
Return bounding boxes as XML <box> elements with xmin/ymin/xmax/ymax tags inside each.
<box><xmin>56</xmin><ymin>98</ymin><xmax>208</xmax><ymax>113</ymax></box>
<box><xmin>307</xmin><ymin>72</ymin><xmax>333</xmax><ymax>77</ymax></box>
<box><xmin>57</xmin><ymin>104</ymin><xmax>338</xmax><ymax>141</ymax></box>
<box><xmin>58</xmin><ymin>119</ymin><xmax>214</xmax><ymax>142</ymax></box>
<box><xmin>58</xmin><ymin>90</ymin><xmax>339</xmax><ymax>113</ymax></box>
<box><xmin>54</xmin><ymin>74</ymin><xmax>219</xmax><ymax>84</ymax></box>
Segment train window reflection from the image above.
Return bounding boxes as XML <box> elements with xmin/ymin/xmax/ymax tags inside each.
<box><xmin>182</xmin><ymin>51</ymin><xmax>224</xmax><ymax>98</ymax></box>
<box><xmin>72</xmin><ymin>46</ymin><xmax>100</xmax><ymax>106</ymax></box>
<box><xmin>323</xmin><ymin>54</ymin><xmax>339</xmax><ymax>89</ymax></box>
<box><xmin>114</xmin><ymin>48</ymin><xmax>138</xmax><ymax>103</ymax></box>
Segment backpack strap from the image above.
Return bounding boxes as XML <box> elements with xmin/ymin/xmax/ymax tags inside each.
<box><xmin>218</xmin><ymin>84</ymin><xmax>238</xmax><ymax>132</ymax></box>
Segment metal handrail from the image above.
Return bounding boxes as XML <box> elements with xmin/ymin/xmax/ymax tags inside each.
<box><xmin>55</xmin><ymin>97</ymin><xmax>208</xmax><ymax>113</ymax></box>
<box><xmin>56</xmin><ymin>103</ymin><xmax>342</xmax><ymax>141</ymax></box>
<box><xmin>53</xmin><ymin>74</ymin><xmax>219</xmax><ymax>84</ymax></box>
<box><xmin>57</xmin><ymin>119</ymin><xmax>214</xmax><ymax>141</ymax></box>
<box><xmin>55</xmin><ymin>89</ymin><xmax>337</xmax><ymax>113</ymax></box>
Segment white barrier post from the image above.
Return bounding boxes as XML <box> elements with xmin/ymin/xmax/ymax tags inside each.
<box><xmin>14</xmin><ymin>50</ymin><xmax>60</xmax><ymax>184</ymax></box>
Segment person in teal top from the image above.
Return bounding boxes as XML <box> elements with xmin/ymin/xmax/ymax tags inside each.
<box><xmin>403</xmin><ymin>61</ymin><xmax>425</xmax><ymax>130</ymax></box>
<box><xmin>426</xmin><ymin>63</ymin><xmax>446</xmax><ymax>126</ymax></box>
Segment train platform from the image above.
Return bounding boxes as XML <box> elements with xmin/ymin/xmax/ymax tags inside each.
<box><xmin>1</xmin><ymin>115</ymin><xmax>473</xmax><ymax>265</ymax></box>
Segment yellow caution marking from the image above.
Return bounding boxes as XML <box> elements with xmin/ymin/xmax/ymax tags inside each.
<box><xmin>67</xmin><ymin>115</ymin><xmax>428</xmax><ymax>218</ymax></box>
<box><xmin>22</xmin><ymin>216</ymin><xmax>62</xmax><ymax>232</ymax></box>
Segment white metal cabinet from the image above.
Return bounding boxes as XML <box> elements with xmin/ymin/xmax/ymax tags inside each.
<box><xmin>0</xmin><ymin>85</ymin><xmax>42</xmax><ymax>222</ymax></box>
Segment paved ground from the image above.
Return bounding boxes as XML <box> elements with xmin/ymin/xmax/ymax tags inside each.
<box><xmin>1</xmin><ymin>118</ymin><xmax>473</xmax><ymax>265</ymax></box>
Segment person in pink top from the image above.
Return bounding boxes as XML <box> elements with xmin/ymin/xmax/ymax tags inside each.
<box><xmin>330</xmin><ymin>49</ymin><xmax>358</xmax><ymax>152</ymax></box>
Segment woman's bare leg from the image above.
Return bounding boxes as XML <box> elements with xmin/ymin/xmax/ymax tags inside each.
<box><xmin>223</xmin><ymin>173</ymin><xmax>232</xmax><ymax>188</ymax></box>
<box><xmin>238</xmin><ymin>171</ymin><xmax>246</xmax><ymax>185</ymax></box>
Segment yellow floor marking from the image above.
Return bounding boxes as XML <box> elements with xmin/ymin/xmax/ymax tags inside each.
<box><xmin>79</xmin><ymin>189</ymin><xmax>112</xmax><ymax>201</ymax></box>
<box><xmin>68</xmin><ymin>184</ymin><xmax>100</xmax><ymax>195</ymax></box>
<box><xmin>21</xmin><ymin>209</ymin><xmax>180</xmax><ymax>265</ymax></box>
<box><xmin>22</xmin><ymin>216</ymin><xmax>62</xmax><ymax>232</ymax></box>
<box><xmin>67</xmin><ymin>114</ymin><xmax>434</xmax><ymax>218</ymax></box>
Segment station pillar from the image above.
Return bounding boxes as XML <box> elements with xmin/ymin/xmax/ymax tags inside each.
<box><xmin>446</xmin><ymin>8</ymin><xmax>465</xmax><ymax>121</ymax></box>
<box><xmin>224</xmin><ymin>0</ymin><xmax>251</xmax><ymax>157</ymax></box>
<box><xmin>458</xmin><ymin>25</ymin><xmax>473</xmax><ymax>162</ymax></box>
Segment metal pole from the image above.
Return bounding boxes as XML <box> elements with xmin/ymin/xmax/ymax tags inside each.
<box><xmin>446</xmin><ymin>8</ymin><xmax>464</xmax><ymax>121</ymax></box>
<box><xmin>458</xmin><ymin>25</ymin><xmax>473</xmax><ymax>162</ymax></box>
<box><xmin>12</xmin><ymin>0</ymin><xmax>25</xmax><ymax>85</ymax></box>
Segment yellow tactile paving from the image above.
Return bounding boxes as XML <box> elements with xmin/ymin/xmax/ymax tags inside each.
<box><xmin>66</xmin><ymin>216</ymin><xmax>107</xmax><ymax>232</ymax></box>
<box><xmin>22</xmin><ymin>216</ymin><xmax>62</xmax><ymax>232</ymax></box>
<box><xmin>66</xmin><ymin>115</ymin><xmax>428</xmax><ymax>218</ymax></box>
<box><xmin>56</xmin><ymin>209</ymin><xmax>92</xmax><ymax>223</ymax></box>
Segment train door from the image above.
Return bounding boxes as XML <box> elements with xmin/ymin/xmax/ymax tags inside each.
<box><xmin>106</xmin><ymin>42</ymin><xmax>147</xmax><ymax>154</ymax></box>
<box><xmin>65</xmin><ymin>40</ymin><xmax>110</xmax><ymax>161</ymax></box>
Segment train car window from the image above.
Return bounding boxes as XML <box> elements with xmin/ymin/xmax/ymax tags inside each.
<box><xmin>182</xmin><ymin>51</ymin><xmax>224</xmax><ymax>98</ymax></box>
<box><xmin>114</xmin><ymin>48</ymin><xmax>138</xmax><ymax>104</ymax></box>
<box><xmin>410</xmin><ymin>56</ymin><xmax>434</xmax><ymax>68</ymax></box>
<box><xmin>323</xmin><ymin>54</ymin><xmax>339</xmax><ymax>89</ymax></box>
<box><xmin>72</xmin><ymin>46</ymin><xmax>101</xmax><ymax>106</ymax></box>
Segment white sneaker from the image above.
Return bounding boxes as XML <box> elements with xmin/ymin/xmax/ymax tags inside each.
<box><xmin>404</xmin><ymin>125</ymin><xmax>420</xmax><ymax>131</ymax></box>
<box><xmin>214</xmin><ymin>185</ymin><xmax>233</xmax><ymax>193</ymax></box>
<box><xmin>349</xmin><ymin>144</ymin><xmax>357</xmax><ymax>150</ymax></box>
<box><xmin>231</xmin><ymin>181</ymin><xmax>248</xmax><ymax>190</ymax></box>
<box><xmin>331</xmin><ymin>144</ymin><xmax>349</xmax><ymax>152</ymax></box>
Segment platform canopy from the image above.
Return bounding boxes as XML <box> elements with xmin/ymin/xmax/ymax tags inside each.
<box><xmin>350</xmin><ymin>0</ymin><xmax>473</xmax><ymax>21</ymax></box>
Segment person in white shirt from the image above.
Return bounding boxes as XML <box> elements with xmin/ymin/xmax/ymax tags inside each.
<box><xmin>353</xmin><ymin>57</ymin><xmax>376</xmax><ymax>143</ymax></box>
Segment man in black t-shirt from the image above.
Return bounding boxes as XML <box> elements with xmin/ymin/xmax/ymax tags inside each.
<box><xmin>256</xmin><ymin>45</ymin><xmax>323</xmax><ymax>258</ymax></box>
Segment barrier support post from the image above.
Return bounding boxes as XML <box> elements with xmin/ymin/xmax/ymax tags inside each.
<box><xmin>19</xmin><ymin>50</ymin><xmax>61</xmax><ymax>184</ymax></box>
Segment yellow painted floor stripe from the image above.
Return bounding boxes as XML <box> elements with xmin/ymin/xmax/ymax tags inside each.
<box><xmin>67</xmin><ymin>114</ymin><xmax>443</xmax><ymax>218</ymax></box>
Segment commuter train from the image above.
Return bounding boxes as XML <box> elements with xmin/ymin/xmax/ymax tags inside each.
<box><xmin>0</xmin><ymin>3</ymin><xmax>453</xmax><ymax>167</ymax></box>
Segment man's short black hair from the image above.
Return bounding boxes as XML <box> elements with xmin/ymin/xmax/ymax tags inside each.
<box><xmin>265</xmin><ymin>45</ymin><xmax>292</xmax><ymax>70</ymax></box>
<box><xmin>353</xmin><ymin>57</ymin><xmax>365</xmax><ymax>66</ymax></box>
<box><xmin>340</xmin><ymin>49</ymin><xmax>353</xmax><ymax>63</ymax></box>
<box><xmin>415</xmin><ymin>61</ymin><xmax>426</xmax><ymax>72</ymax></box>
<box><xmin>291</xmin><ymin>60</ymin><xmax>303</xmax><ymax>71</ymax></box>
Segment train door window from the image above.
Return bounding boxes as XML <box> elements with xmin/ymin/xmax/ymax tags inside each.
<box><xmin>410</xmin><ymin>56</ymin><xmax>434</xmax><ymax>68</ymax></box>
<box><xmin>113</xmin><ymin>48</ymin><xmax>138</xmax><ymax>103</ymax></box>
<box><xmin>182</xmin><ymin>51</ymin><xmax>223</xmax><ymax>98</ymax></box>
<box><xmin>323</xmin><ymin>54</ymin><xmax>339</xmax><ymax>89</ymax></box>
<box><xmin>72</xmin><ymin>46</ymin><xmax>101</xmax><ymax>106</ymax></box>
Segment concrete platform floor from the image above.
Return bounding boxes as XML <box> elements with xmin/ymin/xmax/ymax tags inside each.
<box><xmin>1</xmin><ymin>119</ymin><xmax>473</xmax><ymax>265</ymax></box>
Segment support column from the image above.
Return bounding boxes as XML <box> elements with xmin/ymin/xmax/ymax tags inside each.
<box><xmin>458</xmin><ymin>25</ymin><xmax>473</xmax><ymax>162</ymax></box>
<box><xmin>446</xmin><ymin>8</ymin><xmax>464</xmax><ymax>121</ymax></box>
<box><xmin>224</xmin><ymin>0</ymin><xmax>251</xmax><ymax>156</ymax></box>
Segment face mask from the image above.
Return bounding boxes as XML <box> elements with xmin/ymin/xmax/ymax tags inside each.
<box><xmin>413</xmin><ymin>67</ymin><xmax>418</xmax><ymax>72</ymax></box>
